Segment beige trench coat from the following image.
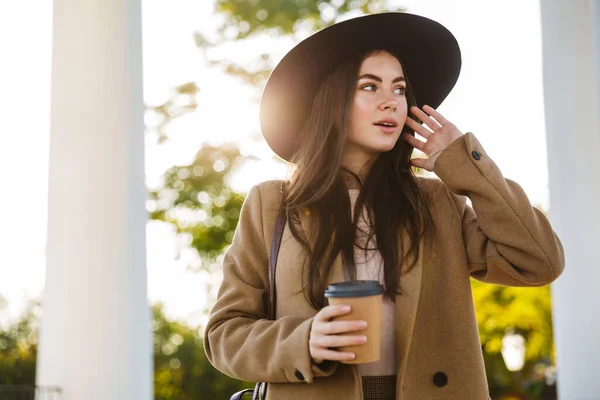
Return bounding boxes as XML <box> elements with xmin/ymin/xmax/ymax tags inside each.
<box><xmin>204</xmin><ymin>133</ymin><xmax>565</xmax><ymax>399</ymax></box>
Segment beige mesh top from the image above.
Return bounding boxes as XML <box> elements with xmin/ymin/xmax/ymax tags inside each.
<box><xmin>348</xmin><ymin>189</ymin><xmax>397</xmax><ymax>377</ymax></box>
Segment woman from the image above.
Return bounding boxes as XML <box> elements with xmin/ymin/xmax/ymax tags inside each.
<box><xmin>203</xmin><ymin>12</ymin><xmax>565</xmax><ymax>400</ymax></box>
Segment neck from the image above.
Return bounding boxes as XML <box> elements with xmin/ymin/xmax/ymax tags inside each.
<box><xmin>341</xmin><ymin>162</ymin><xmax>376</xmax><ymax>190</ymax></box>
<box><xmin>342</xmin><ymin>145</ymin><xmax>378</xmax><ymax>177</ymax></box>
<box><xmin>342</xmin><ymin>158</ymin><xmax>376</xmax><ymax>181</ymax></box>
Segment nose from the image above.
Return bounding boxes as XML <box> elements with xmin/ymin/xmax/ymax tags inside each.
<box><xmin>380</xmin><ymin>97</ymin><xmax>398</xmax><ymax>111</ymax></box>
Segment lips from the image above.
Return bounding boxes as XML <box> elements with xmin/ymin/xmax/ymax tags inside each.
<box><xmin>373</xmin><ymin>118</ymin><xmax>399</xmax><ymax>134</ymax></box>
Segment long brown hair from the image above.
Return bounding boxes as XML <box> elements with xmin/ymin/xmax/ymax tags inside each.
<box><xmin>284</xmin><ymin>49</ymin><xmax>434</xmax><ymax>309</ymax></box>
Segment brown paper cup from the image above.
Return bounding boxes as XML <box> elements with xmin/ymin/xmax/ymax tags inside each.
<box><xmin>325</xmin><ymin>280</ymin><xmax>384</xmax><ymax>364</ymax></box>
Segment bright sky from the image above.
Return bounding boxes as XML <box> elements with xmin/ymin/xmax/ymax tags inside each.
<box><xmin>0</xmin><ymin>0</ymin><xmax>548</xmax><ymax>327</ymax></box>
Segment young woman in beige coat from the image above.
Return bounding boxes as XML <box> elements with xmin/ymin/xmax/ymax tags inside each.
<box><xmin>204</xmin><ymin>12</ymin><xmax>565</xmax><ymax>400</ymax></box>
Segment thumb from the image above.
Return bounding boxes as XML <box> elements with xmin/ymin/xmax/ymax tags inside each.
<box><xmin>410</xmin><ymin>157</ymin><xmax>433</xmax><ymax>171</ymax></box>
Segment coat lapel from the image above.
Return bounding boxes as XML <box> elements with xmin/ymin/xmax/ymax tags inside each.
<box><xmin>395</xmin><ymin>232</ymin><xmax>424</xmax><ymax>377</ymax></box>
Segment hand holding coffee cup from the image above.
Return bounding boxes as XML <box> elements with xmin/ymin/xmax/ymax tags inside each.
<box><xmin>323</xmin><ymin>280</ymin><xmax>384</xmax><ymax>364</ymax></box>
<box><xmin>309</xmin><ymin>304</ymin><xmax>369</xmax><ymax>364</ymax></box>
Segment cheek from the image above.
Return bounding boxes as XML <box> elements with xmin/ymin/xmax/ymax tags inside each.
<box><xmin>398</xmin><ymin>96</ymin><xmax>408</xmax><ymax>111</ymax></box>
<box><xmin>347</xmin><ymin>97</ymin><xmax>370</xmax><ymax>137</ymax></box>
<box><xmin>350</xmin><ymin>97</ymin><xmax>372</xmax><ymax>122</ymax></box>
<box><xmin>398</xmin><ymin>100</ymin><xmax>408</xmax><ymax>123</ymax></box>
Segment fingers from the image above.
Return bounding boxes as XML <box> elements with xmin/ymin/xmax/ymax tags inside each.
<box><xmin>312</xmin><ymin>333</ymin><xmax>367</xmax><ymax>349</ymax></box>
<box><xmin>309</xmin><ymin>330</ymin><xmax>366</xmax><ymax>363</ymax></box>
<box><xmin>315</xmin><ymin>304</ymin><xmax>351</xmax><ymax>322</ymax></box>
<box><xmin>403</xmin><ymin>131</ymin><xmax>426</xmax><ymax>152</ymax></box>
<box><xmin>311</xmin><ymin>348</ymin><xmax>356</xmax><ymax>362</ymax></box>
<box><xmin>405</xmin><ymin>116</ymin><xmax>432</xmax><ymax>139</ymax></box>
<box><xmin>422</xmin><ymin>104</ymin><xmax>450</xmax><ymax>126</ymax></box>
<box><xmin>316</xmin><ymin>319</ymin><xmax>367</xmax><ymax>335</ymax></box>
<box><xmin>403</xmin><ymin>105</ymin><xmax>454</xmax><ymax>156</ymax></box>
<box><xmin>404</xmin><ymin>105</ymin><xmax>459</xmax><ymax>172</ymax></box>
<box><xmin>410</xmin><ymin>157</ymin><xmax>434</xmax><ymax>172</ymax></box>
<box><xmin>310</xmin><ymin>305</ymin><xmax>368</xmax><ymax>363</ymax></box>
<box><xmin>410</xmin><ymin>105</ymin><xmax>442</xmax><ymax>133</ymax></box>
<box><xmin>314</xmin><ymin>306</ymin><xmax>367</xmax><ymax>335</ymax></box>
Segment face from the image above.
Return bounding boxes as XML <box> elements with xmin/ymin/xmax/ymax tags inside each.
<box><xmin>344</xmin><ymin>51</ymin><xmax>408</xmax><ymax>171</ymax></box>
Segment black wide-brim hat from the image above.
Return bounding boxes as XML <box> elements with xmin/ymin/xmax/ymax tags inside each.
<box><xmin>259</xmin><ymin>12</ymin><xmax>462</xmax><ymax>162</ymax></box>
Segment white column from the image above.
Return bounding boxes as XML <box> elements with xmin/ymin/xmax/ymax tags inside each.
<box><xmin>36</xmin><ymin>1</ymin><xmax>152</xmax><ymax>399</ymax></box>
<box><xmin>541</xmin><ymin>1</ymin><xmax>600</xmax><ymax>398</ymax></box>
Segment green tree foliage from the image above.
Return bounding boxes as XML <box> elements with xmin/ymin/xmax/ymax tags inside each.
<box><xmin>152</xmin><ymin>303</ymin><xmax>250</xmax><ymax>399</ymax></box>
<box><xmin>472</xmin><ymin>281</ymin><xmax>557</xmax><ymax>399</ymax></box>
<box><xmin>0</xmin><ymin>296</ymin><xmax>38</xmax><ymax>384</ymax></box>
<box><xmin>148</xmin><ymin>143</ymin><xmax>257</xmax><ymax>265</ymax></box>
<box><xmin>213</xmin><ymin>0</ymin><xmax>393</xmax><ymax>40</ymax></box>
<box><xmin>474</xmin><ymin>283</ymin><xmax>554</xmax><ymax>363</ymax></box>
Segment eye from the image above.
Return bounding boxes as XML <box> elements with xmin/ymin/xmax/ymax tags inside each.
<box><xmin>394</xmin><ymin>86</ymin><xmax>406</xmax><ymax>95</ymax></box>
<box><xmin>360</xmin><ymin>83</ymin><xmax>377</xmax><ymax>91</ymax></box>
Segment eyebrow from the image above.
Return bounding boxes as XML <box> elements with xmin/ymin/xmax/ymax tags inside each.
<box><xmin>358</xmin><ymin>73</ymin><xmax>405</xmax><ymax>84</ymax></box>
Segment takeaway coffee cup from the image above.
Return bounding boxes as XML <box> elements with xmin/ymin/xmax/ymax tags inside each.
<box><xmin>324</xmin><ymin>280</ymin><xmax>384</xmax><ymax>364</ymax></box>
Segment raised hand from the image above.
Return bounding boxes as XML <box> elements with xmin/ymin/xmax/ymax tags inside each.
<box><xmin>403</xmin><ymin>105</ymin><xmax>463</xmax><ymax>171</ymax></box>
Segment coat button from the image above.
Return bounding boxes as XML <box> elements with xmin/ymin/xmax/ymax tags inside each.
<box><xmin>294</xmin><ymin>369</ymin><xmax>305</xmax><ymax>381</ymax></box>
<box><xmin>433</xmin><ymin>371</ymin><xmax>448</xmax><ymax>387</ymax></box>
<box><xmin>471</xmin><ymin>150</ymin><xmax>482</xmax><ymax>160</ymax></box>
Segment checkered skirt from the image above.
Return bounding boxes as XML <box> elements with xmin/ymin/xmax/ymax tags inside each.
<box><xmin>362</xmin><ymin>375</ymin><xmax>397</xmax><ymax>400</ymax></box>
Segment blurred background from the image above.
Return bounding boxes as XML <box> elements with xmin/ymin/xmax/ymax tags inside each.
<box><xmin>1</xmin><ymin>0</ymin><xmax>559</xmax><ymax>399</ymax></box>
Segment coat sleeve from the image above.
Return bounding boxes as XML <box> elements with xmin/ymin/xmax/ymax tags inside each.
<box><xmin>433</xmin><ymin>133</ymin><xmax>565</xmax><ymax>286</ymax></box>
<box><xmin>203</xmin><ymin>183</ymin><xmax>337</xmax><ymax>384</ymax></box>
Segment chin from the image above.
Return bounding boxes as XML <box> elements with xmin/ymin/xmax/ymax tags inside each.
<box><xmin>372</xmin><ymin>141</ymin><xmax>399</xmax><ymax>153</ymax></box>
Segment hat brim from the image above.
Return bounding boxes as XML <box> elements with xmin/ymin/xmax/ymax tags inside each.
<box><xmin>259</xmin><ymin>12</ymin><xmax>462</xmax><ymax>161</ymax></box>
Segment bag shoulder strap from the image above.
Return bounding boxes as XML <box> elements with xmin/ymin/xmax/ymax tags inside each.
<box><xmin>267</xmin><ymin>182</ymin><xmax>286</xmax><ymax>321</ymax></box>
